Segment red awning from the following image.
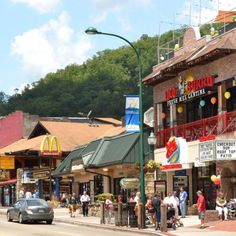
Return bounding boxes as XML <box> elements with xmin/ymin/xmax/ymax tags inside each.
<box><xmin>0</xmin><ymin>179</ymin><xmax>17</xmax><ymax>185</ymax></box>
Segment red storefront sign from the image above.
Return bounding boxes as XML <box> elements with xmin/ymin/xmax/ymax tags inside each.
<box><xmin>161</xmin><ymin>163</ymin><xmax>182</xmax><ymax>170</ymax></box>
<box><xmin>165</xmin><ymin>75</ymin><xmax>215</xmax><ymax>101</ymax></box>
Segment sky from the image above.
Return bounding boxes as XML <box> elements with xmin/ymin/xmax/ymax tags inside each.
<box><xmin>1</xmin><ymin>0</ymin><xmax>236</xmax><ymax>95</ymax></box>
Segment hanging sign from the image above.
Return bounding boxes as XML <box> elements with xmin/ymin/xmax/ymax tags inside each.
<box><xmin>0</xmin><ymin>156</ymin><xmax>15</xmax><ymax>169</ymax></box>
<box><xmin>125</xmin><ymin>95</ymin><xmax>140</xmax><ymax>132</ymax></box>
<box><xmin>215</xmin><ymin>140</ymin><xmax>236</xmax><ymax>160</ymax></box>
<box><xmin>161</xmin><ymin>137</ymin><xmax>188</xmax><ymax>171</ymax></box>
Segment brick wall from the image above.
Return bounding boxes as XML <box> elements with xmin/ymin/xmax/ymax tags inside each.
<box><xmin>0</xmin><ymin>111</ymin><xmax>24</xmax><ymax>148</ymax></box>
<box><xmin>0</xmin><ymin>111</ymin><xmax>40</xmax><ymax>148</ymax></box>
<box><xmin>153</xmin><ymin>52</ymin><xmax>236</xmax><ymax>104</ymax></box>
<box><xmin>153</xmin><ymin>27</ymin><xmax>236</xmax><ymax>104</ymax></box>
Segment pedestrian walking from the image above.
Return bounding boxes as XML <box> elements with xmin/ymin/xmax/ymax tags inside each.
<box><xmin>105</xmin><ymin>196</ymin><xmax>113</xmax><ymax>224</ymax></box>
<box><xmin>152</xmin><ymin>193</ymin><xmax>161</xmax><ymax>230</ymax></box>
<box><xmin>68</xmin><ymin>192</ymin><xmax>78</xmax><ymax>217</ymax></box>
<box><xmin>25</xmin><ymin>190</ymin><xmax>32</xmax><ymax>199</ymax></box>
<box><xmin>18</xmin><ymin>187</ymin><xmax>25</xmax><ymax>199</ymax></box>
<box><xmin>80</xmin><ymin>191</ymin><xmax>90</xmax><ymax>217</ymax></box>
<box><xmin>179</xmin><ymin>187</ymin><xmax>188</xmax><ymax>218</ymax></box>
<box><xmin>146</xmin><ymin>195</ymin><xmax>156</xmax><ymax>225</ymax></box>
<box><xmin>196</xmin><ymin>190</ymin><xmax>206</xmax><ymax>229</ymax></box>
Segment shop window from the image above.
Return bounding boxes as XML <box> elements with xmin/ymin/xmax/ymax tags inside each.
<box><xmin>198</xmin><ymin>166</ymin><xmax>210</xmax><ymax>178</ymax></box>
<box><xmin>94</xmin><ymin>175</ymin><xmax>103</xmax><ymax>196</ymax></box>
<box><xmin>162</xmin><ymin>102</ymin><xmax>170</xmax><ymax>128</ymax></box>
<box><xmin>196</xmin><ymin>164</ymin><xmax>217</xmax><ymax>210</ymax></box>
<box><xmin>226</xmin><ymin>87</ymin><xmax>236</xmax><ymax>112</ymax></box>
<box><xmin>79</xmin><ymin>182</ymin><xmax>90</xmax><ymax>196</ymax></box>
<box><xmin>113</xmin><ymin>178</ymin><xmax>131</xmax><ymax>203</ymax></box>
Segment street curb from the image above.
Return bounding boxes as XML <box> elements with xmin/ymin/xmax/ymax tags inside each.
<box><xmin>54</xmin><ymin>218</ymin><xmax>163</xmax><ymax>235</ymax></box>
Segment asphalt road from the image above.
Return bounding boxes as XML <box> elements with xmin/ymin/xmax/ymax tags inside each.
<box><xmin>0</xmin><ymin>215</ymin><xmax>144</xmax><ymax>236</ymax></box>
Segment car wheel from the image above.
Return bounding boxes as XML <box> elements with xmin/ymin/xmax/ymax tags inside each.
<box><xmin>7</xmin><ymin>212</ymin><xmax>13</xmax><ymax>222</ymax></box>
<box><xmin>46</xmin><ymin>220</ymin><xmax>53</xmax><ymax>224</ymax></box>
<box><xmin>18</xmin><ymin>213</ymin><xmax>25</xmax><ymax>224</ymax></box>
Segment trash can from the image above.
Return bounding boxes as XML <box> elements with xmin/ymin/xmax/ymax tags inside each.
<box><xmin>127</xmin><ymin>202</ymin><xmax>138</xmax><ymax>227</ymax></box>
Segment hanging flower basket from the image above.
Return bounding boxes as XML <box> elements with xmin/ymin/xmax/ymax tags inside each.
<box><xmin>135</xmin><ymin>160</ymin><xmax>161</xmax><ymax>173</ymax></box>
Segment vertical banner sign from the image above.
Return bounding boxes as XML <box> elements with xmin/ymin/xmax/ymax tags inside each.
<box><xmin>125</xmin><ymin>95</ymin><xmax>140</xmax><ymax>132</ymax></box>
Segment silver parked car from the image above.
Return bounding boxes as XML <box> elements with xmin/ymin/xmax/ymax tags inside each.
<box><xmin>7</xmin><ymin>198</ymin><xmax>54</xmax><ymax>224</ymax></box>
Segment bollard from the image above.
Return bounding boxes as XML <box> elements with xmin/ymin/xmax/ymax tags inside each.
<box><xmin>117</xmin><ymin>202</ymin><xmax>122</xmax><ymax>226</ymax></box>
<box><xmin>100</xmin><ymin>203</ymin><xmax>105</xmax><ymax>224</ymax></box>
<box><xmin>160</xmin><ymin>204</ymin><xmax>167</xmax><ymax>232</ymax></box>
<box><xmin>138</xmin><ymin>203</ymin><xmax>145</xmax><ymax>229</ymax></box>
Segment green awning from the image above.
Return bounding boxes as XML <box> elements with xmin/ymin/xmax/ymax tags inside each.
<box><xmin>53</xmin><ymin>146</ymin><xmax>85</xmax><ymax>176</ymax></box>
<box><xmin>85</xmin><ymin>132</ymin><xmax>150</xmax><ymax>168</ymax></box>
<box><xmin>54</xmin><ymin>131</ymin><xmax>152</xmax><ymax>175</ymax></box>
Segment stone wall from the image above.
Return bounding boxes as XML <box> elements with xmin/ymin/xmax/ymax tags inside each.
<box><xmin>145</xmin><ymin>171</ymin><xmax>155</xmax><ymax>196</ymax></box>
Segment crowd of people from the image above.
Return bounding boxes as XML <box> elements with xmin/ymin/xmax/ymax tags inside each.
<box><xmin>18</xmin><ymin>187</ymin><xmax>40</xmax><ymax>199</ymax></box>
<box><xmin>142</xmin><ymin>187</ymin><xmax>188</xmax><ymax>230</ymax></box>
<box><xmin>17</xmin><ymin>185</ymin><xmax>235</xmax><ymax>228</ymax></box>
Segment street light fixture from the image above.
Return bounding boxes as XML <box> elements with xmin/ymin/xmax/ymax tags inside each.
<box><xmin>85</xmin><ymin>27</ymin><xmax>145</xmax><ymax>207</ymax></box>
<box><xmin>147</xmin><ymin>131</ymin><xmax>157</xmax><ymax>146</ymax></box>
<box><xmin>147</xmin><ymin>131</ymin><xmax>157</xmax><ymax>160</ymax></box>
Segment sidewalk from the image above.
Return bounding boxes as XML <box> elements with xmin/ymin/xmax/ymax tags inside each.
<box><xmin>1</xmin><ymin>207</ymin><xmax>236</xmax><ymax>235</ymax></box>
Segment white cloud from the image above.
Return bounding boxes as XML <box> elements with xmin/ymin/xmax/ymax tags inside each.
<box><xmin>10</xmin><ymin>0</ymin><xmax>61</xmax><ymax>13</ymax></box>
<box><xmin>92</xmin><ymin>0</ymin><xmax>155</xmax><ymax>28</ymax></box>
<box><xmin>11</xmin><ymin>11</ymin><xmax>93</xmax><ymax>81</ymax></box>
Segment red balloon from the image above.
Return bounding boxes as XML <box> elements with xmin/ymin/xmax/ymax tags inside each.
<box><xmin>214</xmin><ymin>178</ymin><xmax>221</xmax><ymax>185</ymax></box>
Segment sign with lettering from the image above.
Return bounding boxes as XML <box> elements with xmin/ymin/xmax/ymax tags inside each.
<box><xmin>165</xmin><ymin>74</ymin><xmax>215</xmax><ymax>106</ymax></box>
<box><xmin>0</xmin><ymin>157</ymin><xmax>15</xmax><ymax>169</ymax></box>
<box><xmin>216</xmin><ymin>140</ymin><xmax>236</xmax><ymax>160</ymax></box>
<box><xmin>199</xmin><ymin>141</ymin><xmax>215</xmax><ymax>162</ymax></box>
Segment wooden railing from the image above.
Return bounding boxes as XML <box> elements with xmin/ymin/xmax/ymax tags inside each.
<box><xmin>156</xmin><ymin>110</ymin><xmax>236</xmax><ymax>148</ymax></box>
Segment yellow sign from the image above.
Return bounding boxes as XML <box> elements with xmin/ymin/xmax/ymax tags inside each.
<box><xmin>0</xmin><ymin>157</ymin><xmax>15</xmax><ymax>169</ymax></box>
<box><xmin>40</xmin><ymin>135</ymin><xmax>61</xmax><ymax>156</ymax></box>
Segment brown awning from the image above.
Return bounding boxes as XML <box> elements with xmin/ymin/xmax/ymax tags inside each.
<box><xmin>143</xmin><ymin>29</ymin><xmax>236</xmax><ymax>86</ymax></box>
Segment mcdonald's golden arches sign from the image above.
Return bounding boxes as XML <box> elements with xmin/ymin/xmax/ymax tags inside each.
<box><xmin>40</xmin><ymin>135</ymin><xmax>62</xmax><ymax>156</ymax></box>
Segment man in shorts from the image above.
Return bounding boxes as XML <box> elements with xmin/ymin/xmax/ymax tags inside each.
<box><xmin>196</xmin><ymin>190</ymin><xmax>206</xmax><ymax>229</ymax></box>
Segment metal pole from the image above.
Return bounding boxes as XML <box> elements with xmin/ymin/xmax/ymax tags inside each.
<box><xmin>157</xmin><ymin>22</ymin><xmax>161</xmax><ymax>64</ymax></box>
<box><xmin>89</xmin><ymin>30</ymin><xmax>145</xmax><ymax>227</ymax></box>
<box><xmin>95</xmin><ymin>31</ymin><xmax>145</xmax><ymax>200</ymax></box>
<box><xmin>49</xmin><ymin>157</ymin><xmax>52</xmax><ymax>200</ymax></box>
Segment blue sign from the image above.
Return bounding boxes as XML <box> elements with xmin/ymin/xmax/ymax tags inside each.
<box><xmin>175</xmin><ymin>170</ymin><xmax>187</xmax><ymax>176</ymax></box>
<box><xmin>125</xmin><ymin>95</ymin><xmax>140</xmax><ymax>132</ymax></box>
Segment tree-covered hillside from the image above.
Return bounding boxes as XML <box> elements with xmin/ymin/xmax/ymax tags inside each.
<box><xmin>0</xmin><ymin>27</ymin><xmax>189</xmax><ymax>118</ymax></box>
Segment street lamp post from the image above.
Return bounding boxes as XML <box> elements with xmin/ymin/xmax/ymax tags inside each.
<box><xmin>85</xmin><ymin>27</ymin><xmax>146</xmax><ymax>205</ymax></box>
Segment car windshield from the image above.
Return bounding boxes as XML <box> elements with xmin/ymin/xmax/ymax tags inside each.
<box><xmin>26</xmin><ymin>199</ymin><xmax>48</xmax><ymax>207</ymax></box>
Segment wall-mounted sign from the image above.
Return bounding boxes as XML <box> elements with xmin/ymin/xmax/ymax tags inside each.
<box><xmin>215</xmin><ymin>140</ymin><xmax>236</xmax><ymax>160</ymax></box>
<box><xmin>161</xmin><ymin>137</ymin><xmax>188</xmax><ymax>171</ymax></box>
<box><xmin>165</xmin><ymin>74</ymin><xmax>216</xmax><ymax>106</ymax></box>
<box><xmin>0</xmin><ymin>157</ymin><xmax>15</xmax><ymax>169</ymax></box>
<box><xmin>40</xmin><ymin>135</ymin><xmax>62</xmax><ymax>156</ymax></box>
<box><xmin>22</xmin><ymin>170</ymin><xmax>35</xmax><ymax>183</ymax></box>
<box><xmin>199</xmin><ymin>141</ymin><xmax>215</xmax><ymax>162</ymax></box>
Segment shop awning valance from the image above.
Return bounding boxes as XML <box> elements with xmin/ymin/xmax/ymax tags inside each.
<box><xmin>0</xmin><ymin>179</ymin><xmax>17</xmax><ymax>185</ymax></box>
